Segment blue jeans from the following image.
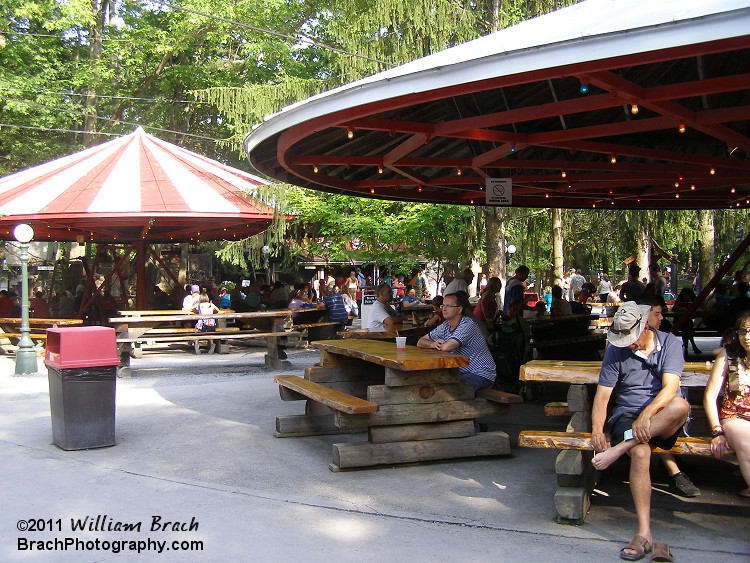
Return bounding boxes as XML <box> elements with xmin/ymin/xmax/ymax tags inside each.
<box><xmin>461</xmin><ymin>372</ymin><xmax>494</xmax><ymax>393</ymax></box>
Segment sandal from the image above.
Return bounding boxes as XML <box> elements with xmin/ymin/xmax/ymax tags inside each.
<box><xmin>650</xmin><ymin>542</ymin><xmax>674</xmax><ymax>562</ymax></box>
<box><xmin>620</xmin><ymin>535</ymin><xmax>652</xmax><ymax>561</ymax></box>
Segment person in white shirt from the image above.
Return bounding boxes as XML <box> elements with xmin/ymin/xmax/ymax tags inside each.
<box><xmin>444</xmin><ymin>268</ymin><xmax>474</xmax><ymax>295</ymax></box>
<box><xmin>365</xmin><ymin>283</ymin><xmax>405</xmax><ymax>332</ymax></box>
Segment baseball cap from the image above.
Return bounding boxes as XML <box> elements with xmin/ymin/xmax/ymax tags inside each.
<box><xmin>607</xmin><ymin>301</ymin><xmax>651</xmax><ymax>347</ymax></box>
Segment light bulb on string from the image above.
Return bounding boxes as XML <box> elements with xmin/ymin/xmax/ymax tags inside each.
<box><xmin>630</xmin><ymin>103</ymin><xmax>639</xmax><ymax>115</ymax></box>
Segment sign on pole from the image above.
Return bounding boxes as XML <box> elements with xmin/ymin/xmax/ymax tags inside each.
<box><xmin>361</xmin><ymin>294</ymin><xmax>377</xmax><ymax>327</ymax></box>
<box><xmin>485</xmin><ymin>178</ymin><xmax>512</xmax><ymax>206</ymax></box>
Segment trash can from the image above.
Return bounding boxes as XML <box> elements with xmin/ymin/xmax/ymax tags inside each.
<box><xmin>45</xmin><ymin>327</ymin><xmax>119</xmax><ymax>451</ymax></box>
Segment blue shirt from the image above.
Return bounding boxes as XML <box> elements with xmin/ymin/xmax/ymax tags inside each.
<box><xmin>323</xmin><ymin>294</ymin><xmax>349</xmax><ymax>323</ymax></box>
<box><xmin>428</xmin><ymin>316</ymin><xmax>496</xmax><ymax>382</ymax></box>
<box><xmin>598</xmin><ymin>329</ymin><xmax>683</xmax><ymax>421</ymax></box>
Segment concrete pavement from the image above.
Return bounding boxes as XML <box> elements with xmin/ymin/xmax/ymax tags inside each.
<box><xmin>1</xmin><ymin>341</ymin><xmax>748</xmax><ymax>562</ymax></box>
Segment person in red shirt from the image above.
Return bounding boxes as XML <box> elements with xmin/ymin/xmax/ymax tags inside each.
<box><xmin>0</xmin><ymin>290</ymin><xmax>13</xmax><ymax>317</ymax></box>
<box><xmin>30</xmin><ymin>291</ymin><xmax>51</xmax><ymax>318</ymax></box>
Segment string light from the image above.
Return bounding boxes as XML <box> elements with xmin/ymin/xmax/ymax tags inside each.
<box><xmin>678</xmin><ymin>123</ymin><xmax>686</xmax><ymax>134</ymax></box>
<box><xmin>630</xmin><ymin>103</ymin><xmax>639</xmax><ymax>115</ymax></box>
<box><xmin>470</xmin><ymin>199</ymin><xmax>474</xmax><ymax>204</ymax></box>
<box><xmin>580</xmin><ymin>78</ymin><xmax>589</xmax><ymax>94</ymax></box>
<box><xmin>370</xmin><ymin>187</ymin><xmax>374</xmax><ymax>194</ymax></box>
<box><xmin>378</xmin><ymin>165</ymin><xmax>383</xmax><ymax>174</ymax></box>
<box><xmin>509</xmin><ymin>144</ymin><xmax>516</xmax><ymax>153</ymax></box>
<box><xmin>313</xmin><ymin>164</ymin><xmax>319</xmax><ymax>173</ymax></box>
<box><xmin>610</xmin><ymin>155</ymin><xmax>617</xmax><ymax>164</ymax></box>
<box><xmin>710</xmin><ymin>167</ymin><xmax>716</xmax><ymax>175</ymax></box>
<box><xmin>456</xmin><ymin>167</ymin><xmax>462</xmax><ymax>176</ymax></box>
<box><xmin>690</xmin><ymin>185</ymin><xmax>695</xmax><ymax>190</ymax></box>
<box><xmin>731</xmin><ymin>186</ymin><xmax>736</xmax><ymax>194</ymax></box>
<box><xmin>675</xmin><ymin>193</ymin><xmax>680</xmax><ymax>199</ymax></box>
<box><xmin>674</xmin><ymin>182</ymin><xmax>679</xmax><ymax>188</ymax></box>
<box><xmin>561</xmin><ymin>170</ymin><xmax>567</xmax><ymax>178</ymax></box>
<box><xmin>545</xmin><ymin>193</ymin><xmax>549</xmax><ymax>198</ymax></box>
<box><xmin>347</xmin><ymin>128</ymin><xmax>354</xmax><ymax>139</ymax></box>
<box><xmin>418</xmin><ymin>185</ymin><xmax>423</xmax><ymax>192</ymax></box>
<box><xmin>592</xmin><ymin>203</ymin><xmax>596</xmax><ymax>208</ymax></box>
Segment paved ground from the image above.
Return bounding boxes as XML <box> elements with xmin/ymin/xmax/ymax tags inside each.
<box><xmin>1</xmin><ymin>337</ymin><xmax>748</xmax><ymax>562</ymax></box>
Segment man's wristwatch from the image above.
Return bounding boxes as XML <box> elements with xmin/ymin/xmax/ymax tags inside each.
<box><xmin>711</xmin><ymin>428</ymin><xmax>724</xmax><ymax>438</ymax></box>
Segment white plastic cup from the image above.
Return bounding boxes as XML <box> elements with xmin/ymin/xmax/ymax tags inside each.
<box><xmin>395</xmin><ymin>336</ymin><xmax>407</xmax><ymax>350</ymax></box>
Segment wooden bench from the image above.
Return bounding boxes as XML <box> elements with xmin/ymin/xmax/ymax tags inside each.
<box><xmin>116</xmin><ymin>331</ymin><xmax>285</xmax><ymax>345</ymax></box>
<box><xmin>274</xmin><ymin>375</ymin><xmax>378</xmax><ymax>415</ymax></box>
<box><xmin>518</xmin><ymin>430</ymin><xmax>733</xmax><ymax>456</ymax></box>
<box><xmin>290</xmin><ymin>321</ymin><xmax>345</xmax><ymax>342</ymax></box>
<box><xmin>543</xmin><ymin>401</ymin><xmax>708</xmax><ymax>421</ymax></box>
<box><xmin>477</xmin><ymin>388</ymin><xmax>523</xmax><ymax>404</ymax></box>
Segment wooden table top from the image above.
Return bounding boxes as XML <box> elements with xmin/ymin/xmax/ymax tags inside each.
<box><xmin>310</xmin><ymin>338</ymin><xmax>468</xmax><ymax>371</ymax></box>
<box><xmin>520</xmin><ymin>359</ymin><xmax>713</xmax><ymax>387</ymax></box>
<box><xmin>0</xmin><ymin>317</ymin><xmax>83</xmax><ymax>326</ymax></box>
<box><xmin>340</xmin><ymin>326</ymin><xmax>431</xmax><ymax>339</ymax></box>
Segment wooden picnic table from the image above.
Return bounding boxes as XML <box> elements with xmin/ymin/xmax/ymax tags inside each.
<box><xmin>275</xmin><ymin>338</ymin><xmax>513</xmax><ymax>470</ymax></box>
<box><xmin>518</xmin><ymin>358</ymin><xmax>713</xmax><ymax>522</ymax></box>
<box><xmin>340</xmin><ymin>326</ymin><xmax>431</xmax><ymax>345</ymax></box>
<box><xmin>110</xmin><ymin>309</ymin><xmax>293</xmax><ymax>376</ymax></box>
<box><xmin>0</xmin><ymin>317</ymin><xmax>84</xmax><ymax>349</ymax></box>
<box><xmin>400</xmin><ymin>302</ymin><xmax>433</xmax><ymax>324</ymax></box>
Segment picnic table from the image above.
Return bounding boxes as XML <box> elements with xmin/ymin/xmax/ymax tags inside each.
<box><xmin>518</xmin><ymin>359</ymin><xmax>713</xmax><ymax>522</ymax></box>
<box><xmin>0</xmin><ymin>317</ymin><xmax>83</xmax><ymax>351</ymax></box>
<box><xmin>399</xmin><ymin>302</ymin><xmax>434</xmax><ymax>324</ymax></box>
<box><xmin>524</xmin><ymin>314</ymin><xmax>604</xmax><ymax>360</ymax></box>
<box><xmin>274</xmin><ymin>338</ymin><xmax>515</xmax><ymax>471</ymax></box>
<box><xmin>110</xmin><ymin>310</ymin><xmax>293</xmax><ymax>376</ymax></box>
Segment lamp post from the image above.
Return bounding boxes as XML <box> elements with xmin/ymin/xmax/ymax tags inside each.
<box><xmin>14</xmin><ymin>223</ymin><xmax>37</xmax><ymax>375</ymax></box>
<box><xmin>506</xmin><ymin>244</ymin><xmax>517</xmax><ymax>265</ymax></box>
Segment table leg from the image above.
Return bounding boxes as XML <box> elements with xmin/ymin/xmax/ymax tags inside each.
<box><xmin>554</xmin><ymin>384</ymin><xmax>597</xmax><ymax>524</ymax></box>
<box><xmin>265</xmin><ymin>316</ymin><xmax>292</xmax><ymax>370</ymax></box>
<box><xmin>330</xmin><ymin>368</ymin><xmax>511</xmax><ymax>471</ymax></box>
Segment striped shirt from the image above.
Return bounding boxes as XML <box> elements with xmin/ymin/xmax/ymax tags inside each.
<box><xmin>428</xmin><ymin>317</ymin><xmax>496</xmax><ymax>383</ymax></box>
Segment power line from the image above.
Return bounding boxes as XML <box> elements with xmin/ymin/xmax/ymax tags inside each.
<box><xmin>4</xmin><ymin>86</ymin><xmax>200</xmax><ymax>105</ymax></box>
<box><xmin>0</xmin><ymin>120</ymin><xmax>231</xmax><ymax>144</ymax></box>
<box><xmin>172</xmin><ymin>6</ymin><xmax>395</xmax><ymax>68</ymax></box>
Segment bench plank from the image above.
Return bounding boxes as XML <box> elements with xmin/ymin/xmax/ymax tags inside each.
<box><xmin>274</xmin><ymin>375</ymin><xmax>378</xmax><ymax>415</ymax></box>
<box><xmin>544</xmin><ymin>402</ymin><xmax>570</xmax><ymax>416</ymax></box>
<box><xmin>117</xmin><ymin>331</ymin><xmax>285</xmax><ymax>343</ymax></box>
<box><xmin>518</xmin><ymin>430</ymin><xmax>732</xmax><ymax>456</ymax></box>
<box><xmin>476</xmin><ymin>388</ymin><xmax>523</xmax><ymax>404</ymax></box>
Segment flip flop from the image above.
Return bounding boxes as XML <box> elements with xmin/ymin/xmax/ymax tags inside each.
<box><xmin>650</xmin><ymin>542</ymin><xmax>674</xmax><ymax>563</ymax></box>
<box><xmin>620</xmin><ymin>535</ymin><xmax>652</xmax><ymax>561</ymax></box>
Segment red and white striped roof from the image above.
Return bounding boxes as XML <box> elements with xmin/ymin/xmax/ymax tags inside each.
<box><xmin>0</xmin><ymin>127</ymin><xmax>276</xmax><ymax>242</ymax></box>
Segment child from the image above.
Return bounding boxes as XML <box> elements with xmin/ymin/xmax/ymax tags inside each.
<box><xmin>194</xmin><ymin>292</ymin><xmax>219</xmax><ymax>354</ymax></box>
<box><xmin>424</xmin><ymin>296</ymin><xmax>445</xmax><ymax>328</ymax></box>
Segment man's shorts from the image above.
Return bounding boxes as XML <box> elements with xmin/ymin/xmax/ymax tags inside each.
<box><xmin>605</xmin><ymin>411</ymin><xmax>682</xmax><ymax>449</ymax></box>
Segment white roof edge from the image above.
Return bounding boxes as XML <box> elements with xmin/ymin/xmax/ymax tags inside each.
<box><xmin>244</xmin><ymin>0</ymin><xmax>750</xmax><ymax>154</ymax></box>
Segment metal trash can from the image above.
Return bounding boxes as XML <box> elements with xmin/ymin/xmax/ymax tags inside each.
<box><xmin>45</xmin><ymin>327</ymin><xmax>119</xmax><ymax>450</ymax></box>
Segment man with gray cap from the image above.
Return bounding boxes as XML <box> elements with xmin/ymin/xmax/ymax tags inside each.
<box><xmin>590</xmin><ymin>301</ymin><xmax>689</xmax><ymax>560</ymax></box>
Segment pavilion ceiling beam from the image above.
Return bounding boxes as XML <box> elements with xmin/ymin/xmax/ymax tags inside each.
<box><xmin>588</xmin><ymin>71</ymin><xmax>750</xmax><ymax>151</ymax></box>
<box><xmin>543</xmin><ymin>139</ymin><xmax>750</xmax><ymax>171</ymax></box>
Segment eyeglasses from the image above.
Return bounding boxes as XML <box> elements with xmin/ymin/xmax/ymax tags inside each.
<box><xmin>441</xmin><ymin>304</ymin><xmax>462</xmax><ymax>309</ymax></box>
<box><xmin>739</xmin><ymin>328</ymin><xmax>750</xmax><ymax>336</ymax></box>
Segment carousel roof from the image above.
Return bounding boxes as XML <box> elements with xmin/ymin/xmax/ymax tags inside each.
<box><xmin>244</xmin><ymin>0</ymin><xmax>750</xmax><ymax>210</ymax></box>
<box><xmin>0</xmin><ymin>127</ymin><xmax>275</xmax><ymax>243</ymax></box>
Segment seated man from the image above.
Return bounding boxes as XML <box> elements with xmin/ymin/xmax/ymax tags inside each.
<box><xmin>591</xmin><ymin>301</ymin><xmax>689</xmax><ymax>560</ymax></box>
<box><xmin>417</xmin><ymin>292</ymin><xmax>496</xmax><ymax>392</ymax></box>
<box><xmin>365</xmin><ymin>283</ymin><xmax>405</xmax><ymax>332</ymax></box>
<box><xmin>550</xmin><ymin>285</ymin><xmax>572</xmax><ymax>316</ymax></box>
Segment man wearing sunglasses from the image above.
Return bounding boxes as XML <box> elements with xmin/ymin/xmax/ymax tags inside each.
<box><xmin>590</xmin><ymin>300</ymin><xmax>689</xmax><ymax>560</ymax></box>
<box><xmin>417</xmin><ymin>292</ymin><xmax>496</xmax><ymax>392</ymax></box>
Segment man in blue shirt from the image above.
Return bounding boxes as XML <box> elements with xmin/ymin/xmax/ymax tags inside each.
<box><xmin>590</xmin><ymin>301</ymin><xmax>689</xmax><ymax>560</ymax></box>
<box><xmin>417</xmin><ymin>292</ymin><xmax>496</xmax><ymax>392</ymax></box>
